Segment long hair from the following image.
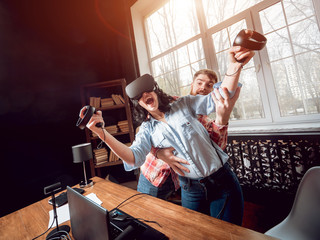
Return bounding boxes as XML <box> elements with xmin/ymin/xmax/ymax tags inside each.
<box><xmin>131</xmin><ymin>83</ymin><xmax>174</xmax><ymax>123</ymax></box>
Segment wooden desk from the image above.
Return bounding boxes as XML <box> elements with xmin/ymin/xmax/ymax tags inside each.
<box><xmin>0</xmin><ymin>177</ymin><xmax>276</xmax><ymax>240</ymax></box>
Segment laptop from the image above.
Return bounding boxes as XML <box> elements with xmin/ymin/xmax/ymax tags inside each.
<box><xmin>67</xmin><ymin>186</ymin><xmax>168</xmax><ymax>240</ymax></box>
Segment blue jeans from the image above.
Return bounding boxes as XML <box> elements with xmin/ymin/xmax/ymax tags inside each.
<box><xmin>179</xmin><ymin>163</ymin><xmax>244</xmax><ymax>226</ymax></box>
<box><xmin>137</xmin><ymin>173</ymin><xmax>175</xmax><ymax>200</ymax></box>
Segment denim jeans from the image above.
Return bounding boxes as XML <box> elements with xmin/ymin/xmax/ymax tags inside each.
<box><xmin>137</xmin><ymin>173</ymin><xmax>175</xmax><ymax>200</ymax></box>
<box><xmin>179</xmin><ymin>163</ymin><xmax>244</xmax><ymax>226</ymax></box>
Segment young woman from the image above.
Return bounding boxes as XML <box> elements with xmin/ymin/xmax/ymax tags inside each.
<box><xmin>137</xmin><ymin>69</ymin><xmax>235</xmax><ymax>201</ymax></box>
<box><xmin>82</xmin><ymin>45</ymin><xmax>254</xmax><ymax>225</ymax></box>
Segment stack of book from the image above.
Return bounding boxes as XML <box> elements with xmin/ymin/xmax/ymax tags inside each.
<box><xmin>105</xmin><ymin>125</ymin><xmax>118</xmax><ymax>134</ymax></box>
<box><xmin>89</xmin><ymin>97</ymin><xmax>101</xmax><ymax>108</ymax></box>
<box><xmin>111</xmin><ymin>94</ymin><xmax>125</xmax><ymax>105</ymax></box>
<box><xmin>100</xmin><ymin>97</ymin><xmax>114</xmax><ymax>107</ymax></box>
<box><xmin>108</xmin><ymin>149</ymin><xmax>119</xmax><ymax>162</ymax></box>
<box><xmin>93</xmin><ymin>148</ymin><xmax>108</xmax><ymax>165</ymax></box>
<box><xmin>117</xmin><ymin>120</ymin><xmax>129</xmax><ymax>133</ymax></box>
<box><xmin>91</xmin><ymin>125</ymin><xmax>118</xmax><ymax>137</ymax></box>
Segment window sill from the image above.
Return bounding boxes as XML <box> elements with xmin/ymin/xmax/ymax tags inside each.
<box><xmin>228</xmin><ymin>122</ymin><xmax>320</xmax><ymax>136</ymax></box>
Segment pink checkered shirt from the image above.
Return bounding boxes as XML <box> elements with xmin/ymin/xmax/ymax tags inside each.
<box><xmin>140</xmin><ymin>114</ymin><xmax>228</xmax><ymax>190</ymax></box>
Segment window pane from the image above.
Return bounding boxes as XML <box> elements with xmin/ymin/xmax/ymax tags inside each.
<box><xmin>265</xmin><ymin>28</ymin><xmax>292</xmax><ymax>61</ymax></box>
<box><xmin>155</xmin><ymin>71</ymin><xmax>181</xmax><ymax>96</ymax></box>
<box><xmin>289</xmin><ymin>17</ymin><xmax>320</xmax><ymax>55</ymax></box>
<box><xmin>175</xmin><ymin>46</ymin><xmax>189</xmax><ymax>68</ymax></box>
<box><xmin>296</xmin><ymin>51</ymin><xmax>320</xmax><ymax>114</ymax></box>
<box><xmin>270</xmin><ymin>58</ymin><xmax>305</xmax><ymax>117</ymax></box>
<box><xmin>283</xmin><ymin>0</ymin><xmax>315</xmax><ymax>24</ymax></box>
<box><xmin>212</xmin><ymin>28</ymin><xmax>229</xmax><ymax>53</ymax></box>
<box><xmin>178</xmin><ymin>66</ymin><xmax>193</xmax><ymax>88</ymax></box>
<box><xmin>212</xmin><ymin>20</ymin><xmax>247</xmax><ymax>54</ymax></box>
<box><xmin>216</xmin><ymin>51</ymin><xmax>229</xmax><ymax>77</ymax></box>
<box><xmin>191</xmin><ymin>60</ymin><xmax>207</xmax><ymax>77</ymax></box>
<box><xmin>162</xmin><ymin>52</ymin><xmax>176</xmax><ymax>73</ymax></box>
<box><xmin>260</xmin><ymin>1</ymin><xmax>320</xmax><ymax>117</ymax></box>
<box><xmin>145</xmin><ymin>0</ymin><xmax>199</xmax><ymax>57</ymax></box>
<box><xmin>259</xmin><ymin>2</ymin><xmax>286</xmax><ymax>33</ymax></box>
<box><xmin>202</xmin><ymin>0</ymin><xmax>262</xmax><ymax>28</ymax></box>
<box><xmin>151</xmin><ymin>58</ymin><xmax>163</xmax><ymax>77</ymax></box>
<box><xmin>151</xmin><ymin>38</ymin><xmax>205</xmax><ymax>95</ymax></box>
<box><xmin>188</xmin><ymin>39</ymin><xmax>205</xmax><ymax>63</ymax></box>
<box><xmin>231</xmin><ymin>67</ymin><xmax>265</xmax><ymax>120</ymax></box>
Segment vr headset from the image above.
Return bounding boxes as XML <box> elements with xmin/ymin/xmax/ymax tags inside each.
<box><xmin>125</xmin><ymin>74</ymin><xmax>156</xmax><ymax>100</ymax></box>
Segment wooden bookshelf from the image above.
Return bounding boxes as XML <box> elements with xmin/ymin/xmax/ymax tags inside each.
<box><xmin>80</xmin><ymin>79</ymin><xmax>134</xmax><ymax>177</ymax></box>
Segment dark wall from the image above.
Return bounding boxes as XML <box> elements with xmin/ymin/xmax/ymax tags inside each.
<box><xmin>0</xmin><ymin>0</ymin><xmax>138</xmax><ymax>217</ymax></box>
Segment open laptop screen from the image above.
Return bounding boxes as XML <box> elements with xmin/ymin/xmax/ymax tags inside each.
<box><xmin>67</xmin><ymin>186</ymin><xmax>110</xmax><ymax>240</ymax></box>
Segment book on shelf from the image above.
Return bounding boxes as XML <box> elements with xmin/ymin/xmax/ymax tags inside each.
<box><xmin>89</xmin><ymin>97</ymin><xmax>101</xmax><ymax>108</ymax></box>
<box><xmin>111</xmin><ymin>94</ymin><xmax>123</xmax><ymax>105</ymax></box>
<box><xmin>108</xmin><ymin>143</ymin><xmax>131</xmax><ymax>162</ymax></box>
<box><xmin>108</xmin><ymin>149</ymin><xmax>120</xmax><ymax>162</ymax></box>
<box><xmin>118</xmin><ymin>94</ymin><xmax>125</xmax><ymax>104</ymax></box>
<box><xmin>93</xmin><ymin>148</ymin><xmax>108</xmax><ymax>164</ymax></box>
<box><xmin>101</xmin><ymin>97</ymin><xmax>114</xmax><ymax>107</ymax></box>
<box><xmin>105</xmin><ymin>125</ymin><xmax>118</xmax><ymax>134</ymax></box>
<box><xmin>117</xmin><ymin>120</ymin><xmax>129</xmax><ymax>132</ymax></box>
<box><xmin>91</xmin><ymin>125</ymin><xmax>118</xmax><ymax>137</ymax></box>
<box><xmin>95</xmin><ymin>160</ymin><xmax>108</xmax><ymax>166</ymax></box>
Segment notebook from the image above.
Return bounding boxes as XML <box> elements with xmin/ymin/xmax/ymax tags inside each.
<box><xmin>67</xmin><ymin>186</ymin><xmax>168</xmax><ymax>240</ymax></box>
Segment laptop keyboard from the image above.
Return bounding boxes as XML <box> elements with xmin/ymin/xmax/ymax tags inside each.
<box><xmin>109</xmin><ymin>223</ymin><xmax>123</xmax><ymax>239</ymax></box>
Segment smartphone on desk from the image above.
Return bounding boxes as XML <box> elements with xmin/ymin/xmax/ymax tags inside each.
<box><xmin>48</xmin><ymin>187</ymin><xmax>84</xmax><ymax>207</ymax></box>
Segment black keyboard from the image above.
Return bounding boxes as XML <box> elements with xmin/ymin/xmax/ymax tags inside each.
<box><xmin>109</xmin><ymin>208</ymin><xmax>168</xmax><ymax>240</ymax></box>
<box><xmin>48</xmin><ymin>187</ymin><xmax>84</xmax><ymax>207</ymax></box>
<box><xmin>109</xmin><ymin>222</ymin><xmax>123</xmax><ymax>240</ymax></box>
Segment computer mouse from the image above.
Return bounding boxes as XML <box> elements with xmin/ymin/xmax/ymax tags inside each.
<box><xmin>110</xmin><ymin>210</ymin><xmax>128</xmax><ymax>221</ymax></box>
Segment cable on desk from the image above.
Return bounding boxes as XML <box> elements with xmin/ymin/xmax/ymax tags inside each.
<box><xmin>31</xmin><ymin>216</ymin><xmax>56</xmax><ymax>240</ymax></box>
<box><xmin>134</xmin><ymin>217</ymin><xmax>162</xmax><ymax>228</ymax></box>
<box><xmin>114</xmin><ymin>192</ymin><xmax>147</xmax><ymax>209</ymax></box>
<box><xmin>115</xmin><ymin>192</ymin><xmax>162</xmax><ymax>228</ymax></box>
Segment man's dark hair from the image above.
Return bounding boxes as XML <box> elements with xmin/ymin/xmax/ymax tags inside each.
<box><xmin>131</xmin><ymin>83</ymin><xmax>174</xmax><ymax>123</ymax></box>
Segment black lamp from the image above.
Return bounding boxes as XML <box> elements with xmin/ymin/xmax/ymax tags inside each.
<box><xmin>72</xmin><ymin>143</ymin><xmax>94</xmax><ymax>188</ymax></box>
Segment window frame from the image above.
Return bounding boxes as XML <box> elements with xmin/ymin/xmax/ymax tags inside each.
<box><xmin>130</xmin><ymin>0</ymin><xmax>320</xmax><ymax>133</ymax></box>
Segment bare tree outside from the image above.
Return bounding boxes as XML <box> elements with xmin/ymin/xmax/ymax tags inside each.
<box><xmin>260</xmin><ymin>0</ymin><xmax>320</xmax><ymax>117</ymax></box>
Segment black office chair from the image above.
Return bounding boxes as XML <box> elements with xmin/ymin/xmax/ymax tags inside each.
<box><xmin>264</xmin><ymin>166</ymin><xmax>320</xmax><ymax>240</ymax></box>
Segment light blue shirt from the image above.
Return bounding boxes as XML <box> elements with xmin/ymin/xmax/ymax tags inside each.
<box><xmin>124</xmin><ymin>83</ymin><xmax>239</xmax><ymax>179</ymax></box>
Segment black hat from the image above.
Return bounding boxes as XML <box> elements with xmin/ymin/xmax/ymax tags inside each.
<box><xmin>125</xmin><ymin>74</ymin><xmax>156</xmax><ymax>100</ymax></box>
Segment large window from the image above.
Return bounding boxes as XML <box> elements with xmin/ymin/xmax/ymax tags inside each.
<box><xmin>131</xmin><ymin>0</ymin><xmax>320</xmax><ymax>132</ymax></box>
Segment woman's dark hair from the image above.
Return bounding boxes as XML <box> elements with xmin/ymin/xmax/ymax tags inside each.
<box><xmin>131</xmin><ymin>83</ymin><xmax>174</xmax><ymax>123</ymax></box>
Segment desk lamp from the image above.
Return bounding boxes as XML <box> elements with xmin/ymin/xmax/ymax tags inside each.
<box><xmin>72</xmin><ymin>143</ymin><xmax>94</xmax><ymax>188</ymax></box>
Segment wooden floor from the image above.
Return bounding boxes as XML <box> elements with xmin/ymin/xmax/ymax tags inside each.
<box><xmin>116</xmin><ymin>178</ymin><xmax>288</xmax><ymax>234</ymax></box>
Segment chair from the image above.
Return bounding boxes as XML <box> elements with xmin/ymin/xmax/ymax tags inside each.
<box><xmin>265</xmin><ymin>166</ymin><xmax>320</xmax><ymax>240</ymax></box>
